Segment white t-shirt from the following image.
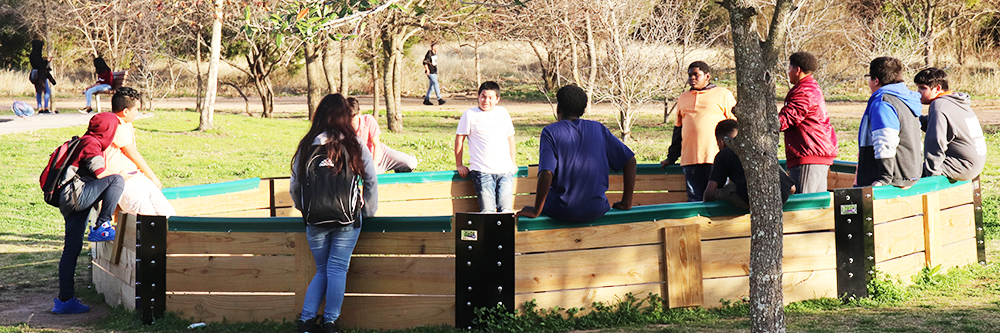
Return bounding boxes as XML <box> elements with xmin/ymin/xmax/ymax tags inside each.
<box><xmin>456</xmin><ymin>106</ymin><xmax>516</xmax><ymax>174</ymax></box>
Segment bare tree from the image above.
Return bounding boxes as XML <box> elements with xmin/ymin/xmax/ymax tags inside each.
<box><xmin>201</xmin><ymin>0</ymin><xmax>223</xmax><ymax>130</ymax></box>
<box><xmin>226</xmin><ymin>1</ymin><xmax>300</xmax><ymax>118</ymax></box>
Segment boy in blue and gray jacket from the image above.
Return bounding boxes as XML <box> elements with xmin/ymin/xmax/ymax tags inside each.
<box><xmin>857</xmin><ymin>57</ymin><xmax>923</xmax><ymax>188</ymax></box>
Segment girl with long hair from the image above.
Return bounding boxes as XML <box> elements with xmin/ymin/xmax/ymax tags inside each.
<box><xmin>80</xmin><ymin>57</ymin><xmax>113</xmax><ymax>113</ymax></box>
<box><xmin>289</xmin><ymin>94</ymin><xmax>378</xmax><ymax>333</ymax></box>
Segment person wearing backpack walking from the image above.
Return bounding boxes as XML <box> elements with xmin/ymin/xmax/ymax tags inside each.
<box><xmin>53</xmin><ymin>112</ymin><xmax>125</xmax><ymax>314</ymax></box>
<box><xmin>289</xmin><ymin>94</ymin><xmax>378</xmax><ymax>333</ymax></box>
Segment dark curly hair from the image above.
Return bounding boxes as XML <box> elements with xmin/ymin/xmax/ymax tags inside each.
<box><xmin>789</xmin><ymin>51</ymin><xmax>818</xmax><ymax>74</ymax></box>
<box><xmin>869</xmin><ymin>57</ymin><xmax>904</xmax><ymax>85</ymax></box>
<box><xmin>112</xmin><ymin>87</ymin><xmax>142</xmax><ymax>112</ymax></box>
<box><xmin>914</xmin><ymin>67</ymin><xmax>949</xmax><ymax>90</ymax></box>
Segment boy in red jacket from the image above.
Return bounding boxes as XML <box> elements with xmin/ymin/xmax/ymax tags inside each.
<box><xmin>779</xmin><ymin>52</ymin><xmax>838</xmax><ymax>193</ymax></box>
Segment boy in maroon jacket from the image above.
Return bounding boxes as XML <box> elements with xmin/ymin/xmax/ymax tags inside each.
<box><xmin>779</xmin><ymin>52</ymin><xmax>838</xmax><ymax>193</ymax></box>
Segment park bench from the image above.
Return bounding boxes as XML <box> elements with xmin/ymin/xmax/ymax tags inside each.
<box><xmin>94</xmin><ymin>70</ymin><xmax>128</xmax><ymax>112</ymax></box>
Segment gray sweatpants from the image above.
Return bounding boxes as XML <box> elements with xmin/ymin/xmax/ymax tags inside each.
<box><xmin>789</xmin><ymin>164</ymin><xmax>829</xmax><ymax>193</ymax></box>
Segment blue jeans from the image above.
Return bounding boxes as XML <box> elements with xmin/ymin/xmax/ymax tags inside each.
<box><xmin>470</xmin><ymin>171</ymin><xmax>514</xmax><ymax>213</ymax></box>
<box><xmin>58</xmin><ymin>175</ymin><xmax>124</xmax><ymax>301</ymax></box>
<box><xmin>425</xmin><ymin>74</ymin><xmax>440</xmax><ymax>100</ymax></box>
<box><xmin>682</xmin><ymin>164</ymin><xmax>713</xmax><ymax>202</ymax></box>
<box><xmin>84</xmin><ymin>84</ymin><xmax>112</xmax><ymax>107</ymax></box>
<box><xmin>301</xmin><ymin>223</ymin><xmax>361</xmax><ymax>323</ymax></box>
<box><xmin>36</xmin><ymin>81</ymin><xmax>51</xmax><ymax>109</ymax></box>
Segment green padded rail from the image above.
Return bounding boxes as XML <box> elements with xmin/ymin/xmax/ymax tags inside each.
<box><xmin>872</xmin><ymin>175</ymin><xmax>969</xmax><ymax>200</ymax></box>
<box><xmin>161</xmin><ymin>177</ymin><xmax>261</xmax><ymax>200</ymax></box>
<box><xmin>516</xmin><ymin>191</ymin><xmax>832</xmax><ymax>231</ymax></box>
<box><xmin>168</xmin><ymin>215</ymin><xmax>453</xmax><ymax>233</ymax></box>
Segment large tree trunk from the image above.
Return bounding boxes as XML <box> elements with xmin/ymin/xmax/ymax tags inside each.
<box><xmin>585</xmin><ymin>12</ymin><xmax>597</xmax><ymax>110</ymax></box>
<box><xmin>340</xmin><ymin>39</ymin><xmax>347</xmax><ymax>94</ymax></box>
<box><xmin>720</xmin><ymin>0</ymin><xmax>794</xmax><ymax>332</ymax></box>
<box><xmin>199</xmin><ymin>0</ymin><xmax>222</xmax><ymax>131</ymax></box>
<box><xmin>382</xmin><ymin>32</ymin><xmax>404</xmax><ymax>132</ymax></box>
<box><xmin>195</xmin><ymin>30</ymin><xmax>203</xmax><ymax>112</ymax></box>
<box><xmin>305</xmin><ymin>41</ymin><xmax>324</xmax><ymax>119</ymax></box>
<box><xmin>323</xmin><ymin>39</ymin><xmax>337</xmax><ymax>94</ymax></box>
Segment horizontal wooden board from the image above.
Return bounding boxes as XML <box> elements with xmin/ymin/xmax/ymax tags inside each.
<box><xmin>940</xmin><ymin>237</ymin><xmax>979</xmax><ymax>271</ymax></box>
<box><xmin>169</xmin><ymin>180</ymin><xmax>272</xmax><ymax>216</ymax></box>
<box><xmin>828</xmin><ymin>171</ymin><xmax>856</xmax><ymax>190</ymax></box>
<box><xmin>515</xmin><ymin>283</ymin><xmax>663</xmax><ymax>315</ymax></box>
<box><xmin>873</xmin><ymin>196</ymin><xmax>922</xmax><ymax>224</ymax></box>
<box><xmin>608</xmin><ymin>174</ymin><xmax>687</xmax><ymax>192</ymax></box>
<box><xmin>166</xmin><ymin>232</ymin><xmax>299</xmax><ymax>255</ymax></box>
<box><xmin>378</xmin><ymin>181</ymin><xmax>477</xmax><ymax>202</ymax></box>
<box><xmin>346</xmin><ymin>257</ymin><xmax>454</xmax><ymax>295</ymax></box>
<box><xmin>515</xmin><ymin>244</ymin><xmax>663</xmax><ymax>293</ymax></box>
<box><xmin>876</xmin><ymin>252</ymin><xmax>925</xmax><ymax>284</ymax></box>
<box><xmin>937</xmin><ymin>182</ymin><xmax>973</xmax><ymax>209</ymax></box>
<box><xmin>354</xmin><ymin>232</ymin><xmax>455</xmax><ymax>254</ymax></box>
<box><xmin>166</xmin><ymin>256</ymin><xmax>298</xmax><ymax>292</ymax></box>
<box><xmin>93</xmin><ymin>249</ymin><xmax>136</xmax><ymax>310</ymax></box>
<box><xmin>166</xmin><ymin>293</ymin><xmax>298</xmax><ymax>323</ymax></box>
<box><xmin>606</xmin><ymin>192</ymin><xmax>689</xmax><ymax>206</ymax></box>
<box><xmin>701</xmin><ymin>270</ymin><xmax>837</xmax><ymax>307</ymax></box>
<box><xmin>938</xmin><ymin>204</ymin><xmax>976</xmax><ymax>246</ymax></box>
<box><xmin>276</xmin><ymin>207</ymin><xmax>301</xmax><ymax>217</ymax></box>
<box><xmin>514</xmin><ymin>208</ymin><xmax>834</xmax><ymax>254</ymax></box>
<box><xmin>874</xmin><ymin>216</ymin><xmax>924</xmax><ymax>263</ymax></box>
<box><xmin>700</xmin><ymin>208</ymin><xmax>835</xmax><ymax>241</ymax></box>
<box><xmin>199</xmin><ymin>209</ymin><xmax>273</xmax><ymax>218</ymax></box>
<box><xmin>340</xmin><ymin>296</ymin><xmax>454</xmax><ymax>330</ymax></box>
<box><xmin>701</xmin><ymin>232</ymin><xmax>836</xmax><ymax>279</ymax></box>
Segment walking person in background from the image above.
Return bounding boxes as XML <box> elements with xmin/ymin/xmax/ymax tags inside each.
<box><xmin>348</xmin><ymin>97</ymin><xmax>419</xmax><ymax>173</ymax></box>
<box><xmin>779</xmin><ymin>51</ymin><xmax>838</xmax><ymax>193</ymax></box>
<box><xmin>80</xmin><ymin>57</ymin><xmax>113</xmax><ymax>114</ymax></box>
<box><xmin>29</xmin><ymin>40</ymin><xmax>57</xmax><ymax>114</ymax></box>
<box><xmin>290</xmin><ymin>94</ymin><xmax>378</xmax><ymax>333</ymax></box>
<box><xmin>422</xmin><ymin>42</ymin><xmax>445</xmax><ymax>106</ymax></box>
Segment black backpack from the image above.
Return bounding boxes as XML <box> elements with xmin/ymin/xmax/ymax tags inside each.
<box><xmin>39</xmin><ymin>136</ymin><xmax>82</xmax><ymax>207</ymax></box>
<box><xmin>301</xmin><ymin>144</ymin><xmax>362</xmax><ymax>226</ymax></box>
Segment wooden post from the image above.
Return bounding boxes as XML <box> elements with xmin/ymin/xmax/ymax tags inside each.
<box><xmin>294</xmin><ymin>232</ymin><xmax>315</xmax><ymax>317</ymax></box>
<box><xmin>922</xmin><ymin>193</ymin><xmax>941</xmax><ymax>268</ymax></box>
<box><xmin>662</xmin><ymin>224</ymin><xmax>703</xmax><ymax>308</ymax></box>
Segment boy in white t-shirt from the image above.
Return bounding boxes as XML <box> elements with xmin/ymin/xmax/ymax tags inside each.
<box><xmin>455</xmin><ymin>81</ymin><xmax>517</xmax><ymax>213</ymax></box>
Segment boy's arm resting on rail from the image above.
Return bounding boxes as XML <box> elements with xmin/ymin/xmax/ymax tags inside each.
<box><xmin>612</xmin><ymin>157</ymin><xmax>636</xmax><ymax>210</ymax></box>
<box><xmin>703</xmin><ymin>180</ymin><xmax>719</xmax><ymax>202</ymax></box>
<box><xmin>662</xmin><ymin>126</ymin><xmax>682</xmax><ymax>167</ymax></box>
<box><xmin>516</xmin><ymin>170</ymin><xmax>552</xmax><ymax>218</ymax></box>
<box><xmin>455</xmin><ymin>134</ymin><xmax>469</xmax><ymax>178</ymax></box>
<box><xmin>122</xmin><ymin>143</ymin><xmax>162</xmax><ymax>188</ymax></box>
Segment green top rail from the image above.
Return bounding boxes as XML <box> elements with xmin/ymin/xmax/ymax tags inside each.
<box><xmin>160</xmin><ymin>161</ymin><xmax>972</xmax><ymax>233</ymax></box>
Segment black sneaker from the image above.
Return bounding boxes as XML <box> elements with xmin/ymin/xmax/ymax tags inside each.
<box><xmin>438</xmin><ymin>99</ymin><xmax>446</xmax><ymax>105</ymax></box>
<box><xmin>297</xmin><ymin>316</ymin><xmax>319</xmax><ymax>333</ymax></box>
<box><xmin>321</xmin><ymin>320</ymin><xmax>341</xmax><ymax>333</ymax></box>
<box><xmin>422</xmin><ymin>98</ymin><xmax>433</xmax><ymax>106</ymax></box>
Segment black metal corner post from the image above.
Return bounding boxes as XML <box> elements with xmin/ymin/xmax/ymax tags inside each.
<box><xmin>973</xmin><ymin>176</ymin><xmax>986</xmax><ymax>265</ymax></box>
<box><xmin>833</xmin><ymin>187</ymin><xmax>875</xmax><ymax>300</ymax></box>
<box><xmin>454</xmin><ymin>213</ymin><xmax>515</xmax><ymax>330</ymax></box>
<box><xmin>136</xmin><ymin>214</ymin><xmax>167</xmax><ymax>325</ymax></box>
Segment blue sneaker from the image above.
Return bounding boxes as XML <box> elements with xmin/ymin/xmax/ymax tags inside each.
<box><xmin>88</xmin><ymin>221</ymin><xmax>116</xmax><ymax>242</ymax></box>
<box><xmin>52</xmin><ymin>297</ymin><xmax>90</xmax><ymax>314</ymax></box>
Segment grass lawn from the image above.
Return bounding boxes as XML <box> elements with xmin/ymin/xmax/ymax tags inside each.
<box><xmin>1</xmin><ymin>106</ymin><xmax>999</xmax><ymax>332</ymax></box>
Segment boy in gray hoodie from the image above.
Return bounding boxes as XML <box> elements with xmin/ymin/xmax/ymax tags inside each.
<box><xmin>914</xmin><ymin>68</ymin><xmax>987</xmax><ymax>181</ymax></box>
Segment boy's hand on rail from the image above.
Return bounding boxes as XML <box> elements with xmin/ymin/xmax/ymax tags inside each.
<box><xmin>515</xmin><ymin>206</ymin><xmax>539</xmax><ymax>218</ymax></box>
<box><xmin>456</xmin><ymin>165</ymin><xmax>470</xmax><ymax>178</ymax></box>
<box><xmin>612</xmin><ymin>201</ymin><xmax>632</xmax><ymax>211</ymax></box>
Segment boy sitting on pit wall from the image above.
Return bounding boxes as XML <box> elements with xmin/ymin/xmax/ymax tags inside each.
<box><xmin>455</xmin><ymin>81</ymin><xmax>517</xmax><ymax>213</ymax></box>
<box><xmin>704</xmin><ymin>119</ymin><xmax>795</xmax><ymax>209</ymax></box>
<box><xmin>913</xmin><ymin>68</ymin><xmax>987</xmax><ymax>181</ymax></box>
<box><xmin>105</xmin><ymin>87</ymin><xmax>175</xmax><ymax>216</ymax></box>
<box><xmin>516</xmin><ymin>85</ymin><xmax>637</xmax><ymax>222</ymax></box>
<box><xmin>857</xmin><ymin>56</ymin><xmax>923</xmax><ymax>188</ymax></box>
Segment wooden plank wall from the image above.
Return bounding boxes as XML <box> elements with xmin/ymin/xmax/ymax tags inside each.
<box><xmin>513</xmin><ymin>203</ymin><xmax>837</xmax><ymax>313</ymax></box>
<box><xmin>873</xmin><ymin>182</ymin><xmax>978</xmax><ymax>282</ymax></box>
<box><xmin>92</xmin><ymin>212</ymin><xmax>137</xmax><ymax>310</ymax></box>
<box><xmin>163</xmin><ymin>229</ymin><xmax>456</xmax><ymax>330</ymax></box>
